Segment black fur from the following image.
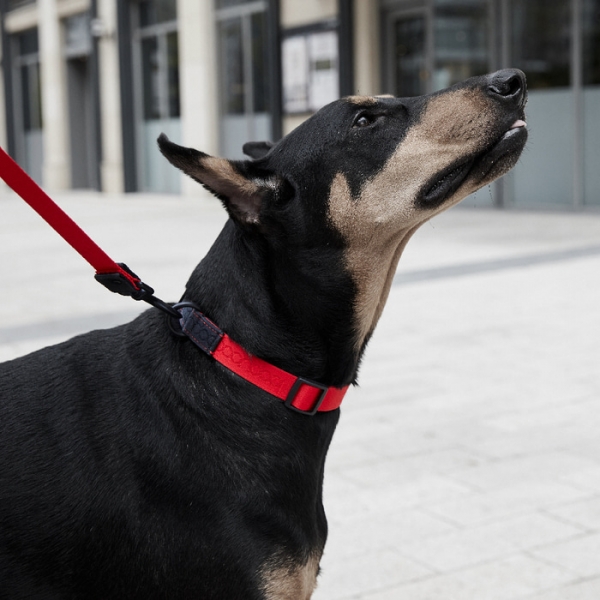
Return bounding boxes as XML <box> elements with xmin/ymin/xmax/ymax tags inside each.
<box><xmin>243</xmin><ymin>140</ymin><xmax>275</xmax><ymax>159</ymax></box>
<box><xmin>0</xmin><ymin>70</ymin><xmax>527</xmax><ymax>599</ymax></box>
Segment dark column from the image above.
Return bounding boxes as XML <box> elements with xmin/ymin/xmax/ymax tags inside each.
<box><xmin>116</xmin><ymin>1</ymin><xmax>137</xmax><ymax>192</ymax></box>
<box><xmin>0</xmin><ymin>0</ymin><xmax>16</xmax><ymax>156</ymax></box>
<box><xmin>89</xmin><ymin>0</ymin><xmax>102</xmax><ymax>190</ymax></box>
<box><xmin>267</xmin><ymin>0</ymin><xmax>283</xmax><ymax>141</ymax></box>
<box><xmin>338</xmin><ymin>0</ymin><xmax>354</xmax><ymax>96</ymax></box>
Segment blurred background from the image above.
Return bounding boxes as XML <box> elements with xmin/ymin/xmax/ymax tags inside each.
<box><xmin>0</xmin><ymin>0</ymin><xmax>599</xmax><ymax>209</ymax></box>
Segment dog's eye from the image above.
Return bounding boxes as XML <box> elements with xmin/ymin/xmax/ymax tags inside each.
<box><xmin>353</xmin><ymin>114</ymin><xmax>374</xmax><ymax>128</ymax></box>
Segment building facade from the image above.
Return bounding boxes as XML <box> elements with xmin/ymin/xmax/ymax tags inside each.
<box><xmin>0</xmin><ymin>0</ymin><xmax>599</xmax><ymax>209</ymax></box>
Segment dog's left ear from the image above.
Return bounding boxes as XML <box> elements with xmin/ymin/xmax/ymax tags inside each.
<box><xmin>242</xmin><ymin>140</ymin><xmax>275</xmax><ymax>159</ymax></box>
<box><xmin>157</xmin><ymin>134</ymin><xmax>278</xmax><ymax>225</ymax></box>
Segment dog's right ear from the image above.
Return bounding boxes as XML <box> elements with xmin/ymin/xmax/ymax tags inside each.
<box><xmin>158</xmin><ymin>134</ymin><xmax>280</xmax><ymax>226</ymax></box>
<box><xmin>242</xmin><ymin>140</ymin><xmax>275</xmax><ymax>160</ymax></box>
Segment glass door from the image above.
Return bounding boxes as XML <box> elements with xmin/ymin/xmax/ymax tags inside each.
<box><xmin>64</xmin><ymin>12</ymin><xmax>98</xmax><ymax>190</ymax></box>
<box><xmin>216</xmin><ymin>0</ymin><xmax>271</xmax><ymax>159</ymax></box>
<box><xmin>133</xmin><ymin>0</ymin><xmax>181</xmax><ymax>193</ymax></box>
<box><xmin>582</xmin><ymin>0</ymin><xmax>600</xmax><ymax>207</ymax></box>
<box><xmin>385</xmin><ymin>9</ymin><xmax>429</xmax><ymax>97</ymax></box>
<box><xmin>12</xmin><ymin>28</ymin><xmax>43</xmax><ymax>184</ymax></box>
<box><xmin>433</xmin><ymin>0</ymin><xmax>490</xmax><ymax>91</ymax></box>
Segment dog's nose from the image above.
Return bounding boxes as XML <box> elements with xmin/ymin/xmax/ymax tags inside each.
<box><xmin>486</xmin><ymin>69</ymin><xmax>526</xmax><ymax>107</ymax></box>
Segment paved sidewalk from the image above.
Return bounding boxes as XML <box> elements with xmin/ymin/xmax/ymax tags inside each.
<box><xmin>2</xmin><ymin>189</ymin><xmax>600</xmax><ymax>599</ymax></box>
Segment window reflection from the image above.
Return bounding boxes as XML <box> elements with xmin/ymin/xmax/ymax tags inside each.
<box><xmin>510</xmin><ymin>0</ymin><xmax>570</xmax><ymax>88</ymax></box>
<box><xmin>167</xmin><ymin>31</ymin><xmax>180</xmax><ymax>118</ymax></box>
<box><xmin>219</xmin><ymin>18</ymin><xmax>245</xmax><ymax>115</ymax></box>
<box><xmin>393</xmin><ymin>15</ymin><xmax>426</xmax><ymax>97</ymax></box>
<box><xmin>141</xmin><ymin>37</ymin><xmax>160</xmax><ymax>120</ymax></box>
<box><xmin>582</xmin><ymin>0</ymin><xmax>600</xmax><ymax>206</ymax></box>
<box><xmin>18</xmin><ymin>29</ymin><xmax>42</xmax><ymax>132</ymax></box>
<box><xmin>217</xmin><ymin>10</ymin><xmax>270</xmax><ymax>115</ymax></box>
<box><xmin>251</xmin><ymin>11</ymin><xmax>270</xmax><ymax>114</ymax></box>
<box><xmin>434</xmin><ymin>0</ymin><xmax>489</xmax><ymax>90</ymax></box>
<box><xmin>140</xmin><ymin>0</ymin><xmax>177</xmax><ymax>27</ymax></box>
<box><xmin>583</xmin><ymin>0</ymin><xmax>600</xmax><ymax>85</ymax></box>
<box><xmin>217</xmin><ymin>0</ymin><xmax>256</xmax><ymax>7</ymax></box>
<box><xmin>138</xmin><ymin>1</ymin><xmax>179</xmax><ymax>120</ymax></box>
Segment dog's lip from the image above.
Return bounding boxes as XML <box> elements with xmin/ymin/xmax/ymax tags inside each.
<box><xmin>471</xmin><ymin>120</ymin><xmax>528</xmax><ymax>182</ymax></box>
<box><xmin>421</xmin><ymin>158</ymin><xmax>474</xmax><ymax>206</ymax></box>
<box><xmin>420</xmin><ymin>119</ymin><xmax>527</xmax><ymax>207</ymax></box>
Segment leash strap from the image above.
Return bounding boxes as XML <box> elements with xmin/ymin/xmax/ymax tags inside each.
<box><xmin>0</xmin><ymin>147</ymin><xmax>348</xmax><ymax>415</ymax></box>
<box><xmin>178</xmin><ymin>305</ymin><xmax>348</xmax><ymax>414</ymax></box>
<box><xmin>0</xmin><ymin>147</ymin><xmax>179</xmax><ymax>318</ymax></box>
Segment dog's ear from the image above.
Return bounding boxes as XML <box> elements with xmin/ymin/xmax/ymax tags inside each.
<box><xmin>158</xmin><ymin>134</ymin><xmax>277</xmax><ymax>225</ymax></box>
<box><xmin>242</xmin><ymin>140</ymin><xmax>275</xmax><ymax>160</ymax></box>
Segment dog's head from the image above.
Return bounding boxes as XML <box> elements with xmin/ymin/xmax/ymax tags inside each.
<box><xmin>159</xmin><ymin>69</ymin><xmax>527</xmax><ymax>351</ymax></box>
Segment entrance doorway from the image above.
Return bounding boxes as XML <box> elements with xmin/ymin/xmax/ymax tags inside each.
<box><xmin>216</xmin><ymin>0</ymin><xmax>271</xmax><ymax>159</ymax></box>
<box><xmin>67</xmin><ymin>57</ymin><xmax>96</xmax><ymax>189</ymax></box>
<box><xmin>12</xmin><ymin>28</ymin><xmax>43</xmax><ymax>184</ymax></box>
<box><xmin>384</xmin><ymin>7</ymin><xmax>430</xmax><ymax>97</ymax></box>
<box><xmin>133</xmin><ymin>0</ymin><xmax>181</xmax><ymax>193</ymax></box>
<box><xmin>65</xmin><ymin>13</ymin><xmax>99</xmax><ymax>190</ymax></box>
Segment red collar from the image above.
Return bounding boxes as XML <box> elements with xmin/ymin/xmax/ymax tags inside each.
<box><xmin>174</xmin><ymin>303</ymin><xmax>349</xmax><ymax>415</ymax></box>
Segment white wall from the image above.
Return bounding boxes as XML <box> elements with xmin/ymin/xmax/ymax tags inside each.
<box><xmin>177</xmin><ymin>0</ymin><xmax>219</xmax><ymax>195</ymax></box>
<box><xmin>353</xmin><ymin>0</ymin><xmax>380</xmax><ymax>96</ymax></box>
<box><xmin>39</xmin><ymin>0</ymin><xmax>70</xmax><ymax>190</ymax></box>
<box><xmin>97</xmin><ymin>0</ymin><xmax>124</xmax><ymax>193</ymax></box>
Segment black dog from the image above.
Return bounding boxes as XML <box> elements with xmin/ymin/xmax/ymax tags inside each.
<box><xmin>0</xmin><ymin>70</ymin><xmax>527</xmax><ymax>599</ymax></box>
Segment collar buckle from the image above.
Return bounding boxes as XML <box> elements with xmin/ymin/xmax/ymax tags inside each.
<box><xmin>284</xmin><ymin>377</ymin><xmax>329</xmax><ymax>415</ymax></box>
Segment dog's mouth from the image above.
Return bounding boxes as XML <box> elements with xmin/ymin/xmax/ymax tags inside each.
<box><xmin>421</xmin><ymin>119</ymin><xmax>528</xmax><ymax>207</ymax></box>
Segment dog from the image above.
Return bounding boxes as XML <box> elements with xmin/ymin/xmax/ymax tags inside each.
<box><xmin>0</xmin><ymin>70</ymin><xmax>527</xmax><ymax>599</ymax></box>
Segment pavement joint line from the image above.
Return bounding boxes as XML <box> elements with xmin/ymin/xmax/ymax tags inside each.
<box><xmin>393</xmin><ymin>243</ymin><xmax>600</xmax><ymax>286</ymax></box>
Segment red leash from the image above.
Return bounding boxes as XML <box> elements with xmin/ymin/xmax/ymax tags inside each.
<box><xmin>0</xmin><ymin>147</ymin><xmax>179</xmax><ymax>317</ymax></box>
<box><xmin>0</xmin><ymin>147</ymin><xmax>348</xmax><ymax>414</ymax></box>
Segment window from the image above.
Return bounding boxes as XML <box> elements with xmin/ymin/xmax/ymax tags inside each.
<box><xmin>137</xmin><ymin>0</ymin><xmax>180</xmax><ymax>120</ymax></box>
<box><xmin>510</xmin><ymin>0</ymin><xmax>570</xmax><ymax>89</ymax></box>
<box><xmin>219</xmin><ymin>18</ymin><xmax>245</xmax><ymax>115</ymax></box>
<box><xmin>140</xmin><ymin>0</ymin><xmax>177</xmax><ymax>26</ymax></box>
<box><xmin>17</xmin><ymin>29</ymin><xmax>42</xmax><ymax>133</ymax></box>
<box><xmin>215</xmin><ymin>0</ymin><xmax>272</xmax><ymax>158</ymax></box>
<box><xmin>217</xmin><ymin>7</ymin><xmax>270</xmax><ymax>118</ymax></box>
<box><xmin>7</xmin><ymin>0</ymin><xmax>35</xmax><ymax>9</ymax></box>
<box><xmin>434</xmin><ymin>0</ymin><xmax>489</xmax><ymax>90</ymax></box>
<box><xmin>11</xmin><ymin>28</ymin><xmax>43</xmax><ymax>182</ymax></box>
<box><xmin>394</xmin><ymin>14</ymin><xmax>427</xmax><ymax>96</ymax></box>
<box><xmin>583</xmin><ymin>0</ymin><xmax>600</xmax><ymax>85</ymax></box>
<box><xmin>217</xmin><ymin>0</ymin><xmax>257</xmax><ymax>8</ymax></box>
<box><xmin>134</xmin><ymin>0</ymin><xmax>180</xmax><ymax>193</ymax></box>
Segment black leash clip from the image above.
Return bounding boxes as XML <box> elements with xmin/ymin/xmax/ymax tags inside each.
<box><xmin>95</xmin><ymin>263</ymin><xmax>181</xmax><ymax>319</ymax></box>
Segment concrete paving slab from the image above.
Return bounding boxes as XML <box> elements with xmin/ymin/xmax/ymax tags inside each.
<box><xmin>524</xmin><ymin>577</ymin><xmax>600</xmax><ymax>600</ymax></box>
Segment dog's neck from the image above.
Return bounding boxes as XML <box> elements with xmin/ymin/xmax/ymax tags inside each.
<box><xmin>181</xmin><ymin>219</ymin><xmax>360</xmax><ymax>388</ymax></box>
